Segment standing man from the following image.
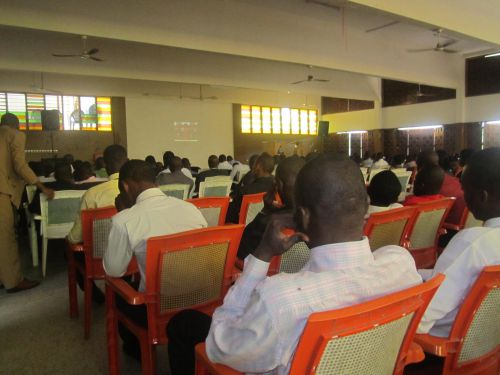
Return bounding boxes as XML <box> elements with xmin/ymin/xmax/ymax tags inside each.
<box><xmin>0</xmin><ymin>113</ymin><xmax>54</xmax><ymax>293</ymax></box>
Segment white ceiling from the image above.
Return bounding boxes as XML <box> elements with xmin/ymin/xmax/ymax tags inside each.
<box><xmin>0</xmin><ymin>0</ymin><xmax>497</xmax><ymax>99</ymax></box>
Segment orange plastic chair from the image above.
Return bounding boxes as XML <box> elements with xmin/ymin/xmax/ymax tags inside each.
<box><xmin>67</xmin><ymin>205</ymin><xmax>139</xmax><ymax>339</ymax></box>
<box><xmin>405</xmin><ymin>198</ymin><xmax>455</xmax><ymax>268</ymax></box>
<box><xmin>364</xmin><ymin>206</ymin><xmax>417</xmax><ymax>251</ymax></box>
<box><xmin>195</xmin><ymin>274</ymin><xmax>445</xmax><ymax>375</ymax></box>
<box><xmin>238</xmin><ymin>192</ymin><xmax>265</xmax><ymax>226</ymax></box>
<box><xmin>105</xmin><ymin>224</ymin><xmax>244</xmax><ymax>375</ymax></box>
<box><xmin>443</xmin><ymin>206</ymin><xmax>484</xmax><ymax>232</ymax></box>
<box><xmin>414</xmin><ymin>265</ymin><xmax>500</xmax><ymax>375</ymax></box>
<box><xmin>187</xmin><ymin>197</ymin><xmax>230</xmax><ymax>227</ymax></box>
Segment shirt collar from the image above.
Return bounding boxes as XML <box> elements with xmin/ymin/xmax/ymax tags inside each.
<box><xmin>484</xmin><ymin>217</ymin><xmax>500</xmax><ymax>228</ymax></box>
<box><xmin>307</xmin><ymin>237</ymin><xmax>374</xmax><ymax>272</ymax></box>
<box><xmin>109</xmin><ymin>173</ymin><xmax>119</xmax><ymax>180</ymax></box>
<box><xmin>136</xmin><ymin>187</ymin><xmax>165</xmax><ymax>204</ymax></box>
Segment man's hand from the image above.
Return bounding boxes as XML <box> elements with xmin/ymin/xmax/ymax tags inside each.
<box><xmin>253</xmin><ymin>212</ymin><xmax>309</xmax><ymax>263</ymax></box>
<box><xmin>36</xmin><ymin>181</ymin><xmax>54</xmax><ymax>200</ymax></box>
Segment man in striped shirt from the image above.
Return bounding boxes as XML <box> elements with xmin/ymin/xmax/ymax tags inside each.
<box><xmin>167</xmin><ymin>155</ymin><xmax>422</xmax><ymax>375</ymax></box>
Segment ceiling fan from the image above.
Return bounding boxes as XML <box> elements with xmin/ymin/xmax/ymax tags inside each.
<box><xmin>291</xmin><ymin>74</ymin><xmax>330</xmax><ymax>85</ymax></box>
<box><xmin>52</xmin><ymin>35</ymin><xmax>104</xmax><ymax>61</ymax></box>
<box><xmin>407</xmin><ymin>29</ymin><xmax>459</xmax><ymax>54</ymax></box>
<box><xmin>29</xmin><ymin>72</ymin><xmax>61</xmax><ymax>94</ymax></box>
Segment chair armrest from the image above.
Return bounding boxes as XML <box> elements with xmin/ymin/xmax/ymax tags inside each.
<box><xmin>195</xmin><ymin>343</ymin><xmax>242</xmax><ymax>375</ymax></box>
<box><xmin>443</xmin><ymin>222</ymin><xmax>460</xmax><ymax>231</ymax></box>
<box><xmin>404</xmin><ymin>342</ymin><xmax>425</xmax><ymax>365</ymax></box>
<box><xmin>105</xmin><ymin>277</ymin><xmax>146</xmax><ymax>305</ymax></box>
<box><xmin>413</xmin><ymin>333</ymin><xmax>455</xmax><ymax>357</ymax></box>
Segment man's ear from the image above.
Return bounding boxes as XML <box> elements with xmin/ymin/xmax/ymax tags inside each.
<box><xmin>298</xmin><ymin>206</ymin><xmax>311</xmax><ymax>232</ymax></box>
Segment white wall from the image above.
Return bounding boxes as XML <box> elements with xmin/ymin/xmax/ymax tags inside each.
<box><xmin>465</xmin><ymin>94</ymin><xmax>500</xmax><ymax>122</ymax></box>
<box><xmin>321</xmin><ymin>103</ymin><xmax>381</xmax><ymax>133</ymax></box>
<box><xmin>126</xmin><ymin>97</ymin><xmax>233</xmax><ymax>167</ymax></box>
<box><xmin>381</xmin><ymin>100</ymin><xmax>458</xmax><ymax>129</ymax></box>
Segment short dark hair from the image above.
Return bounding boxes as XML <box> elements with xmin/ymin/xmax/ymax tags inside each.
<box><xmin>119</xmin><ymin>159</ymin><xmax>156</xmax><ymax>185</ymax></box>
<box><xmin>218</xmin><ymin>154</ymin><xmax>226</xmax><ymax>163</ymax></box>
<box><xmin>182</xmin><ymin>158</ymin><xmax>191</xmax><ymax>169</ymax></box>
<box><xmin>367</xmin><ymin>170</ymin><xmax>401</xmax><ymax>206</ymax></box>
<box><xmin>170</xmin><ymin>156</ymin><xmax>183</xmax><ymax>172</ymax></box>
<box><xmin>0</xmin><ymin>112</ymin><xmax>19</xmax><ymax>128</ymax></box>
<box><xmin>227</xmin><ymin>155</ymin><xmax>233</xmax><ymax>162</ymax></box>
<box><xmin>145</xmin><ymin>155</ymin><xmax>156</xmax><ymax>165</ymax></box>
<box><xmin>54</xmin><ymin>163</ymin><xmax>73</xmax><ymax>183</ymax></box>
<box><xmin>163</xmin><ymin>151</ymin><xmax>175</xmax><ymax>168</ymax></box>
<box><xmin>248</xmin><ymin>154</ymin><xmax>259</xmax><ymax>169</ymax></box>
<box><xmin>460</xmin><ymin>148</ymin><xmax>475</xmax><ymax>167</ymax></box>
<box><xmin>414</xmin><ymin>165</ymin><xmax>445</xmax><ymax>196</ymax></box>
<box><xmin>103</xmin><ymin>144</ymin><xmax>128</xmax><ymax>173</ymax></box>
<box><xmin>74</xmin><ymin>161</ymin><xmax>94</xmax><ymax>182</ymax></box>
<box><xmin>463</xmin><ymin>147</ymin><xmax>500</xmax><ymax>194</ymax></box>
<box><xmin>416</xmin><ymin>151</ymin><xmax>439</xmax><ymax>170</ymax></box>
<box><xmin>295</xmin><ymin>155</ymin><xmax>367</xmax><ymax>221</ymax></box>
<box><xmin>95</xmin><ymin>157</ymin><xmax>105</xmax><ymax>170</ymax></box>
<box><xmin>208</xmin><ymin>155</ymin><xmax>219</xmax><ymax>168</ymax></box>
<box><xmin>256</xmin><ymin>152</ymin><xmax>275</xmax><ymax>174</ymax></box>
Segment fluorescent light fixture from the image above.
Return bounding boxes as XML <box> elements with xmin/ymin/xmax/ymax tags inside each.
<box><xmin>336</xmin><ymin>130</ymin><xmax>368</xmax><ymax>134</ymax></box>
<box><xmin>485</xmin><ymin>52</ymin><xmax>500</xmax><ymax>58</ymax></box>
<box><xmin>486</xmin><ymin>120</ymin><xmax>500</xmax><ymax>125</ymax></box>
<box><xmin>398</xmin><ymin>125</ymin><xmax>443</xmax><ymax>131</ymax></box>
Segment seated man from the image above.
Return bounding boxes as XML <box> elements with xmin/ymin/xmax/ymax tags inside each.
<box><xmin>194</xmin><ymin>154</ymin><xmax>229</xmax><ymax>193</ymax></box>
<box><xmin>94</xmin><ymin>156</ymin><xmax>108</xmax><ymax>178</ymax></box>
<box><xmin>371</xmin><ymin>152</ymin><xmax>389</xmax><ymax>169</ymax></box>
<box><xmin>418</xmin><ymin>147</ymin><xmax>500</xmax><ymax>337</ymax></box>
<box><xmin>67</xmin><ymin>144</ymin><xmax>127</xmax><ymax>244</ymax></box>
<box><xmin>366</xmin><ymin>170</ymin><xmax>403</xmax><ymax>216</ymax></box>
<box><xmin>237</xmin><ymin>156</ymin><xmax>305</xmax><ymax>260</ymax></box>
<box><xmin>103</xmin><ymin>159</ymin><xmax>207</xmax><ymax>359</ymax></box>
<box><xmin>156</xmin><ymin>156</ymin><xmax>194</xmax><ymax>195</ymax></box>
<box><xmin>403</xmin><ymin>165</ymin><xmax>445</xmax><ymax>206</ymax></box>
<box><xmin>226</xmin><ymin>152</ymin><xmax>275</xmax><ymax>224</ymax></box>
<box><xmin>417</xmin><ymin>151</ymin><xmax>466</xmax><ymax>225</ymax></box>
<box><xmin>166</xmin><ymin>155</ymin><xmax>422</xmax><ymax>375</ymax></box>
<box><xmin>217</xmin><ymin>154</ymin><xmax>233</xmax><ymax>171</ymax></box>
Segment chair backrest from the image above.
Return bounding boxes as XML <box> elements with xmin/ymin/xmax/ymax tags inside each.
<box><xmin>395</xmin><ymin>172</ymin><xmax>413</xmax><ymax>202</ymax></box>
<box><xmin>40</xmin><ymin>190</ymin><xmax>86</xmax><ymax>238</ymax></box>
<box><xmin>235</xmin><ymin>164</ymin><xmax>250</xmax><ymax>182</ymax></box>
<box><xmin>443</xmin><ymin>265</ymin><xmax>500</xmax><ymax>375</ymax></box>
<box><xmin>204</xmin><ymin>175</ymin><xmax>232</xmax><ymax>182</ymax></box>
<box><xmin>158</xmin><ymin>184</ymin><xmax>190</xmax><ymax>200</ymax></box>
<box><xmin>81</xmin><ymin>205</ymin><xmax>117</xmax><ymax>259</ymax></box>
<box><xmin>463</xmin><ymin>208</ymin><xmax>484</xmax><ymax>229</ymax></box>
<box><xmin>360</xmin><ymin>168</ymin><xmax>369</xmax><ymax>182</ymax></box>
<box><xmin>199</xmin><ymin>180</ymin><xmax>232</xmax><ymax>198</ymax></box>
<box><xmin>26</xmin><ymin>184</ymin><xmax>37</xmax><ymax>204</ymax></box>
<box><xmin>367</xmin><ymin>167</ymin><xmax>386</xmax><ymax>183</ymax></box>
<box><xmin>289</xmin><ymin>275</ymin><xmax>445</xmax><ymax>375</ymax></box>
<box><xmin>238</xmin><ymin>192</ymin><xmax>265</xmax><ymax>225</ymax></box>
<box><xmin>270</xmin><ymin>241</ymin><xmax>311</xmax><ymax>275</ymax></box>
<box><xmin>187</xmin><ymin>197</ymin><xmax>230</xmax><ymax>227</ymax></box>
<box><xmin>407</xmin><ymin>198</ymin><xmax>454</xmax><ymax>251</ymax></box>
<box><xmin>364</xmin><ymin>206</ymin><xmax>417</xmax><ymax>251</ymax></box>
<box><xmin>145</xmin><ymin>224</ymin><xmax>244</xmax><ymax>343</ymax></box>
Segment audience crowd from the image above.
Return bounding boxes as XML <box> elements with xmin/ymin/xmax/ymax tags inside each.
<box><xmin>1</xmin><ymin>110</ymin><xmax>499</xmax><ymax>374</ymax></box>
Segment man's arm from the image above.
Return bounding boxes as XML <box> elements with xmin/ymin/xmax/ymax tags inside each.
<box><xmin>103</xmin><ymin>216</ymin><xmax>133</xmax><ymax>277</ymax></box>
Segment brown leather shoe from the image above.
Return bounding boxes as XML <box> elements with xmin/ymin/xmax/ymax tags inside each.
<box><xmin>6</xmin><ymin>279</ymin><xmax>40</xmax><ymax>294</ymax></box>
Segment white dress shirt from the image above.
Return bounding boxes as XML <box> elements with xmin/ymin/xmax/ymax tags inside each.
<box><xmin>103</xmin><ymin>188</ymin><xmax>207</xmax><ymax>291</ymax></box>
<box><xmin>206</xmin><ymin>238</ymin><xmax>422</xmax><ymax>374</ymax></box>
<box><xmin>219</xmin><ymin>161</ymin><xmax>233</xmax><ymax>171</ymax></box>
<box><xmin>372</xmin><ymin>158</ymin><xmax>389</xmax><ymax>169</ymax></box>
<box><xmin>418</xmin><ymin>217</ymin><xmax>500</xmax><ymax>337</ymax></box>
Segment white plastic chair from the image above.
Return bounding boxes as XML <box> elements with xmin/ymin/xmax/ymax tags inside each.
<box><xmin>24</xmin><ymin>184</ymin><xmax>39</xmax><ymax>266</ymax></box>
<box><xmin>158</xmin><ymin>184</ymin><xmax>190</xmax><ymax>200</ymax></box>
<box><xmin>360</xmin><ymin>168</ymin><xmax>369</xmax><ymax>182</ymax></box>
<box><xmin>37</xmin><ymin>190</ymin><xmax>85</xmax><ymax>276</ymax></box>
<box><xmin>199</xmin><ymin>180</ymin><xmax>232</xmax><ymax>198</ymax></box>
<box><xmin>394</xmin><ymin>171</ymin><xmax>412</xmax><ymax>202</ymax></box>
<box><xmin>204</xmin><ymin>175</ymin><xmax>232</xmax><ymax>182</ymax></box>
<box><xmin>367</xmin><ymin>168</ymin><xmax>386</xmax><ymax>183</ymax></box>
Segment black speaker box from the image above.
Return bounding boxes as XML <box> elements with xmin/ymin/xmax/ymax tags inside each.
<box><xmin>318</xmin><ymin>121</ymin><xmax>329</xmax><ymax>137</ymax></box>
<box><xmin>41</xmin><ymin>110</ymin><xmax>60</xmax><ymax>131</ymax></box>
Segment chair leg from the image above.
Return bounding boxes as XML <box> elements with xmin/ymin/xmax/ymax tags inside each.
<box><xmin>140</xmin><ymin>341</ymin><xmax>156</xmax><ymax>375</ymax></box>
<box><xmin>106</xmin><ymin>286</ymin><xmax>120</xmax><ymax>375</ymax></box>
<box><xmin>29</xmin><ymin>221</ymin><xmax>39</xmax><ymax>267</ymax></box>
<box><xmin>84</xmin><ymin>277</ymin><xmax>93</xmax><ymax>339</ymax></box>
<box><xmin>42</xmin><ymin>236</ymin><xmax>48</xmax><ymax>277</ymax></box>
<box><xmin>67</xmin><ymin>249</ymin><xmax>79</xmax><ymax>319</ymax></box>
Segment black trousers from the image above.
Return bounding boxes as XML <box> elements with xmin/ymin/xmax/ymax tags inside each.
<box><xmin>167</xmin><ymin>310</ymin><xmax>212</xmax><ymax>375</ymax></box>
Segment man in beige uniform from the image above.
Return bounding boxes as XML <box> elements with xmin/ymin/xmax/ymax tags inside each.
<box><xmin>0</xmin><ymin>113</ymin><xmax>54</xmax><ymax>293</ymax></box>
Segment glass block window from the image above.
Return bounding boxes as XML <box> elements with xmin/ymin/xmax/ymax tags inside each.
<box><xmin>0</xmin><ymin>91</ymin><xmax>112</xmax><ymax>131</ymax></box>
<box><xmin>240</xmin><ymin>104</ymin><xmax>317</xmax><ymax>135</ymax></box>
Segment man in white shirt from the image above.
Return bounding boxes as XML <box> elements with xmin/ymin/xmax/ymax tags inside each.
<box><xmin>418</xmin><ymin>147</ymin><xmax>500</xmax><ymax>337</ymax></box>
<box><xmin>167</xmin><ymin>155</ymin><xmax>422</xmax><ymax>375</ymax></box>
<box><xmin>103</xmin><ymin>159</ymin><xmax>207</xmax><ymax>359</ymax></box>
<box><xmin>371</xmin><ymin>152</ymin><xmax>389</xmax><ymax>169</ymax></box>
<box><xmin>157</xmin><ymin>150</ymin><xmax>193</xmax><ymax>179</ymax></box>
<box><xmin>218</xmin><ymin>154</ymin><xmax>233</xmax><ymax>171</ymax></box>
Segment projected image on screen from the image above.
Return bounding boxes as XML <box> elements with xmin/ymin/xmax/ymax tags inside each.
<box><xmin>174</xmin><ymin>121</ymin><xmax>199</xmax><ymax>142</ymax></box>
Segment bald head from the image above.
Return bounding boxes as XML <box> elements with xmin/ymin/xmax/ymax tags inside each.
<box><xmin>294</xmin><ymin>155</ymin><xmax>368</xmax><ymax>247</ymax></box>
